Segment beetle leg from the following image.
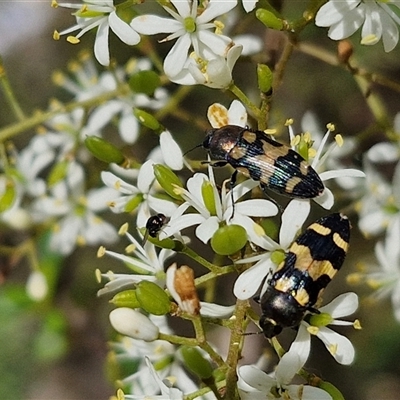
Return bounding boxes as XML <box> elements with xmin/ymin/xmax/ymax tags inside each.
<box><xmin>201</xmin><ymin>160</ymin><xmax>228</xmax><ymax>167</ymax></box>
<box><xmin>259</xmin><ymin>183</ymin><xmax>283</xmax><ymax>213</ymax></box>
<box><xmin>228</xmin><ymin>170</ymin><xmax>238</xmax><ymax>220</ymax></box>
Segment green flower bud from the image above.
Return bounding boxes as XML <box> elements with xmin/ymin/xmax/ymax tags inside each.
<box><xmin>153</xmin><ymin>164</ymin><xmax>184</xmax><ymax>200</ymax></box>
<box><xmin>0</xmin><ymin>180</ymin><xmax>16</xmax><ymax>212</ymax></box>
<box><xmin>257</xmin><ymin>64</ymin><xmax>273</xmax><ymax>94</ymax></box>
<box><xmin>110</xmin><ymin>290</ymin><xmax>140</xmax><ymax>308</ymax></box>
<box><xmin>309</xmin><ymin>312</ymin><xmax>333</xmax><ymax>327</ymax></box>
<box><xmin>147</xmin><ymin>235</ymin><xmax>177</xmax><ymax>250</ymax></box>
<box><xmin>109</xmin><ymin>308</ymin><xmax>159</xmax><ymax>341</ymax></box>
<box><xmin>129</xmin><ymin>70</ymin><xmax>160</xmax><ymax>96</ymax></box>
<box><xmin>84</xmin><ymin>136</ymin><xmax>125</xmax><ymax>164</ymax></box>
<box><xmin>256</xmin><ymin>9</ymin><xmax>284</xmax><ymax>30</ymax></box>
<box><xmin>201</xmin><ymin>180</ymin><xmax>217</xmax><ymax>215</ymax></box>
<box><xmin>124</xmin><ymin>193</ymin><xmax>144</xmax><ymax>212</ymax></box>
<box><xmin>136</xmin><ymin>281</ymin><xmax>171</xmax><ymax>315</ymax></box>
<box><xmin>48</xmin><ymin>160</ymin><xmax>68</xmax><ymax>187</ymax></box>
<box><xmin>133</xmin><ymin>109</ymin><xmax>161</xmax><ymax>131</ymax></box>
<box><xmin>211</xmin><ymin>225</ymin><xmax>247</xmax><ymax>255</ymax></box>
<box><xmin>180</xmin><ymin>346</ymin><xmax>213</xmax><ymax>379</ymax></box>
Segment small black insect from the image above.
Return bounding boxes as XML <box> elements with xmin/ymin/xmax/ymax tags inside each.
<box><xmin>259</xmin><ymin>213</ymin><xmax>351</xmax><ymax>338</ymax></box>
<box><xmin>142</xmin><ymin>213</ymin><xmax>167</xmax><ymax>245</ymax></box>
<box><xmin>202</xmin><ymin>125</ymin><xmax>324</xmax><ymax>199</ymax></box>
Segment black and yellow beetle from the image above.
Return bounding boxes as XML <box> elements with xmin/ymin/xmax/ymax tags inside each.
<box><xmin>202</xmin><ymin>125</ymin><xmax>324</xmax><ymax>199</ymax></box>
<box><xmin>259</xmin><ymin>213</ymin><xmax>351</xmax><ymax>338</ymax></box>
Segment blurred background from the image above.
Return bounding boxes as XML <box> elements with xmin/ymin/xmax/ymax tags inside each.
<box><xmin>1</xmin><ymin>1</ymin><xmax>400</xmax><ymax>399</ymax></box>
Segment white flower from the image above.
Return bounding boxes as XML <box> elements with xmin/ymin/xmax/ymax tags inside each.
<box><xmin>101</xmin><ymin>159</ymin><xmax>178</xmax><ymax>228</ymax></box>
<box><xmin>159</xmin><ymin>165</ymin><xmax>278</xmax><ymax>244</ymax></box>
<box><xmin>170</xmin><ymin>44</ymin><xmax>242</xmax><ymax>88</ymax></box>
<box><xmin>53</xmin><ymin>0</ymin><xmax>141</xmax><ymax>65</ymax></box>
<box><xmin>238</xmin><ymin>330</ymin><xmax>330</xmax><ymax>400</ymax></box>
<box><xmin>288</xmin><ymin>123</ymin><xmax>366</xmax><ymax>210</ymax></box>
<box><xmin>366</xmin><ymin>219</ymin><xmax>400</xmax><ymax>321</ymax></box>
<box><xmin>296</xmin><ymin>292</ymin><xmax>359</xmax><ymax>365</ymax></box>
<box><xmin>358</xmin><ymin>145</ymin><xmax>400</xmax><ymax>237</ymax></box>
<box><xmin>32</xmin><ymin>162</ymin><xmax>118</xmax><ymax>255</ymax></box>
<box><xmin>120</xmin><ymin>357</ymin><xmax>184</xmax><ymax>400</ymax></box>
<box><xmin>233</xmin><ymin>199</ymin><xmax>311</xmax><ymax>300</ymax></box>
<box><xmin>97</xmin><ymin>224</ymin><xmax>176</xmax><ymax>296</ymax></box>
<box><xmin>131</xmin><ymin>0</ymin><xmax>237</xmax><ymax>79</ymax></box>
<box><xmin>54</xmin><ymin>55</ymin><xmax>168</xmax><ymax>144</ymax></box>
<box><xmin>315</xmin><ymin>0</ymin><xmax>400</xmax><ymax>52</ymax></box>
<box><xmin>110</xmin><ymin>317</ymin><xmax>197</xmax><ymax>397</ymax></box>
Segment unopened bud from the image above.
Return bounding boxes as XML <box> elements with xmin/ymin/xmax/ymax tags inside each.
<box><xmin>337</xmin><ymin>40</ymin><xmax>353</xmax><ymax>64</ymax></box>
<box><xmin>257</xmin><ymin>64</ymin><xmax>273</xmax><ymax>94</ymax></box>
<box><xmin>153</xmin><ymin>164</ymin><xmax>184</xmax><ymax>200</ymax></box>
<box><xmin>109</xmin><ymin>308</ymin><xmax>159</xmax><ymax>341</ymax></box>
<box><xmin>256</xmin><ymin>9</ymin><xmax>283</xmax><ymax>30</ymax></box>
<box><xmin>133</xmin><ymin>109</ymin><xmax>161</xmax><ymax>131</ymax></box>
<box><xmin>84</xmin><ymin>136</ymin><xmax>125</xmax><ymax>164</ymax></box>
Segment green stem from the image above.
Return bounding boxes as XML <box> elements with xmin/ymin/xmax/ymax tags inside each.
<box><xmin>224</xmin><ymin>299</ymin><xmax>249</xmax><ymax>400</ymax></box>
<box><xmin>0</xmin><ymin>85</ymin><xmax>127</xmax><ymax>142</ymax></box>
<box><xmin>0</xmin><ymin>56</ymin><xmax>25</xmax><ymax>121</ymax></box>
<box><xmin>228</xmin><ymin>82</ymin><xmax>262</xmax><ymax>120</ymax></box>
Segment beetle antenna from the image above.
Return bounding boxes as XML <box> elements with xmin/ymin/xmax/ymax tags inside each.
<box><xmin>183</xmin><ymin>143</ymin><xmax>203</xmax><ymax>157</ymax></box>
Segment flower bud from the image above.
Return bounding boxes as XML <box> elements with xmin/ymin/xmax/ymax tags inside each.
<box><xmin>153</xmin><ymin>164</ymin><xmax>184</xmax><ymax>200</ymax></box>
<box><xmin>110</xmin><ymin>289</ymin><xmax>140</xmax><ymax>308</ymax></box>
<box><xmin>129</xmin><ymin>70</ymin><xmax>160</xmax><ymax>96</ymax></box>
<box><xmin>211</xmin><ymin>225</ymin><xmax>247</xmax><ymax>255</ymax></box>
<box><xmin>181</xmin><ymin>346</ymin><xmax>213</xmax><ymax>379</ymax></box>
<box><xmin>47</xmin><ymin>160</ymin><xmax>68</xmax><ymax>187</ymax></box>
<box><xmin>109</xmin><ymin>308</ymin><xmax>159</xmax><ymax>341</ymax></box>
<box><xmin>0</xmin><ymin>180</ymin><xmax>16</xmax><ymax>212</ymax></box>
<box><xmin>136</xmin><ymin>281</ymin><xmax>171</xmax><ymax>315</ymax></box>
<box><xmin>337</xmin><ymin>40</ymin><xmax>353</xmax><ymax>64</ymax></box>
<box><xmin>201</xmin><ymin>180</ymin><xmax>217</xmax><ymax>215</ymax></box>
<box><xmin>257</xmin><ymin>64</ymin><xmax>273</xmax><ymax>94</ymax></box>
<box><xmin>26</xmin><ymin>271</ymin><xmax>48</xmax><ymax>302</ymax></box>
<box><xmin>166</xmin><ymin>263</ymin><xmax>200</xmax><ymax>315</ymax></box>
<box><xmin>84</xmin><ymin>136</ymin><xmax>125</xmax><ymax>164</ymax></box>
<box><xmin>133</xmin><ymin>109</ymin><xmax>161</xmax><ymax>131</ymax></box>
<box><xmin>256</xmin><ymin>9</ymin><xmax>283</xmax><ymax>30</ymax></box>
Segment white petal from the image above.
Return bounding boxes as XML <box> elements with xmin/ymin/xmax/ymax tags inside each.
<box><xmin>109</xmin><ymin>11</ymin><xmax>140</xmax><ymax>45</ymax></box>
<box><xmin>233</xmin><ymin>258</ymin><xmax>272</xmax><ymax>299</ymax></box>
<box><xmin>160</xmin><ymin>131</ymin><xmax>183</xmax><ymax>170</ymax></box>
<box><xmin>242</xmin><ymin>0</ymin><xmax>258</xmax><ymax>13</ymax></box>
<box><xmin>319</xmin><ymin>292</ymin><xmax>359</xmax><ymax>318</ymax></box>
<box><xmin>164</xmin><ymin>35</ymin><xmax>191</xmax><ymax>78</ymax></box>
<box><xmin>199</xmin><ymin>302</ymin><xmax>235</xmax><ymax>318</ymax></box>
<box><xmin>367</xmin><ymin>142</ymin><xmax>399</xmax><ymax>162</ymax></box>
<box><xmin>234</xmin><ymin>199</ymin><xmax>278</xmax><ymax>217</ymax></box>
<box><xmin>315</xmin><ymin>0</ymin><xmax>361</xmax><ymax>26</ymax></box>
<box><xmin>131</xmin><ymin>15</ymin><xmax>181</xmax><ymax>34</ymax></box>
<box><xmin>237</xmin><ymin>365</ymin><xmax>275</xmax><ymax>392</ymax></box>
<box><xmin>327</xmin><ymin>8</ymin><xmax>365</xmax><ymax>40</ymax></box>
<box><xmin>137</xmin><ymin>159</ymin><xmax>155</xmax><ymax>193</ymax></box>
<box><xmin>276</xmin><ymin>324</ymin><xmax>310</xmax><ymax>384</ymax></box>
<box><xmin>314</xmin><ymin>187</ymin><xmax>334</xmax><ymax>210</ymax></box>
<box><xmin>279</xmin><ymin>200</ymin><xmax>310</xmax><ymax>248</ymax></box>
<box><xmin>161</xmin><ymin>213</ymin><xmax>205</xmax><ymax>238</ymax></box>
<box><xmin>320</xmin><ymin>168</ymin><xmax>365</xmax><ymax>181</ymax></box>
<box><xmin>94</xmin><ymin>18</ymin><xmax>110</xmax><ymax>66</ymax></box>
<box><xmin>197</xmin><ymin>0</ymin><xmax>237</xmax><ymax>24</ymax></box>
<box><xmin>233</xmin><ymin>34</ymin><xmax>262</xmax><ymax>56</ymax></box>
<box><xmin>227</xmin><ymin>100</ymin><xmax>247</xmax><ymax>126</ymax></box>
<box><xmin>195</xmin><ymin>216</ymin><xmax>219</xmax><ymax>243</ymax></box>
<box><xmin>118</xmin><ymin>110</ymin><xmax>139</xmax><ymax>143</ymax></box>
<box><xmin>317</xmin><ymin>326</ymin><xmax>355</xmax><ymax>365</ymax></box>
<box><xmin>84</xmin><ymin>100</ymin><xmax>123</xmax><ymax>134</ymax></box>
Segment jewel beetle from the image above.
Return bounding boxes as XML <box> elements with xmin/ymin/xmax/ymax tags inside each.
<box><xmin>259</xmin><ymin>213</ymin><xmax>350</xmax><ymax>338</ymax></box>
<box><xmin>142</xmin><ymin>213</ymin><xmax>167</xmax><ymax>245</ymax></box>
<box><xmin>202</xmin><ymin>125</ymin><xmax>324</xmax><ymax>199</ymax></box>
